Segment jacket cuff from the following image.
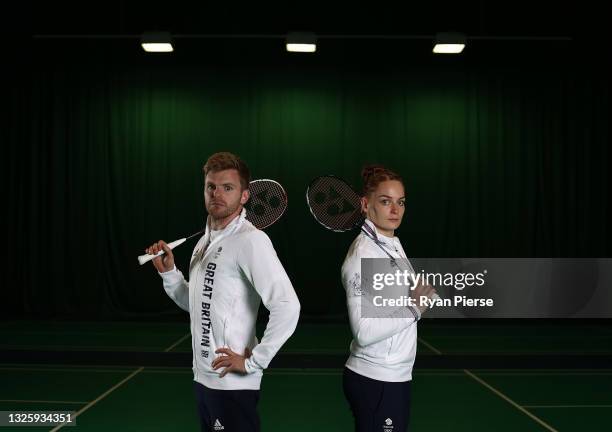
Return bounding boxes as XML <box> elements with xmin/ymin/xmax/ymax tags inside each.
<box><xmin>407</xmin><ymin>304</ymin><xmax>421</xmax><ymax>321</ymax></box>
<box><xmin>244</xmin><ymin>356</ymin><xmax>261</xmax><ymax>374</ymax></box>
<box><xmin>158</xmin><ymin>265</ymin><xmax>182</xmax><ymax>283</ymax></box>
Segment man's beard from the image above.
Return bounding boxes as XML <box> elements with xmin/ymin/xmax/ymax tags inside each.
<box><xmin>206</xmin><ymin>200</ymin><xmax>241</xmax><ymax>221</ymax></box>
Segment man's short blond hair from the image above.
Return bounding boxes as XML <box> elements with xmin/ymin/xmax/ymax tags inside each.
<box><xmin>203</xmin><ymin>152</ymin><xmax>251</xmax><ymax>190</ymax></box>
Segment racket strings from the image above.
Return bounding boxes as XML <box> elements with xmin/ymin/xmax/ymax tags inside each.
<box><xmin>307</xmin><ymin>177</ymin><xmax>364</xmax><ymax>231</ymax></box>
<box><xmin>244</xmin><ymin>180</ymin><xmax>288</xmax><ymax>229</ymax></box>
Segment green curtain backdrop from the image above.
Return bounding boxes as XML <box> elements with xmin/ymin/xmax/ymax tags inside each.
<box><xmin>6</xmin><ymin>39</ymin><xmax>610</xmax><ymax>319</ymax></box>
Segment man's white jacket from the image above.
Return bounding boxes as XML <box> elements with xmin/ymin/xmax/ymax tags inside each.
<box><xmin>341</xmin><ymin>219</ymin><xmax>421</xmax><ymax>382</ymax></box>
<box><xmin>159</xmin><ymin>209</ymin><xmax>300</xmax><ymax>390</ymax></box>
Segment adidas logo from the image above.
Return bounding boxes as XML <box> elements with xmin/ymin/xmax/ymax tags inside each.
<box><xmin>213</xmin><ymin>419</ymin><xmax>225</xmax><ymax>430</ymax></box>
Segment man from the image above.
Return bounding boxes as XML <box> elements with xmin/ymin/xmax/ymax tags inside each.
<box><xmin>145</xmin><ymin>152</ymin><xmax>300</xmax><ymax>432</ymax></box>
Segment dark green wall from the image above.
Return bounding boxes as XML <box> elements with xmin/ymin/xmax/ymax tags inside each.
<box><xmin>6</xmin><ymin>39</ymin><xmax>610</xmax><ymax>319</ymax></box>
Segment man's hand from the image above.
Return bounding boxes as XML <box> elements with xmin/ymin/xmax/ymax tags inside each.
<box><xmin>212</xmin><ymin>347</ymin><xmax>252</xmax><ymax>378</ymax></box>
<box><xmin>145</xmin><ymin>240</ymin><xmax>175</xmax><ymax>273</ymax></box>
<box><xmin>411</xmin><ymin>281</ymin><xmax>437</xmax><ymax>315</ymax></box>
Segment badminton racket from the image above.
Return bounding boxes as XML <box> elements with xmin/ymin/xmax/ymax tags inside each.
<box><xmin>306</xmin><ymin>175</ymin><xmax>441</xmax><ymax>301</ymax></box>
<box><xmin>138</xmin><ymin>179</ymin><xmax>287</xmax><ymax>265</ymax></box>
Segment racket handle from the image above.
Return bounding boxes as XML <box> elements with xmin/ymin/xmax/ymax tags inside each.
<box><xmin>432</xmin><ymin>293</ymin><xmax>442</xmax><ymax>301</ymax></box>
<box><xmin>137</xmin><ymin>238</ymin><xmax>187</xmax><ymax>266</ymax></box>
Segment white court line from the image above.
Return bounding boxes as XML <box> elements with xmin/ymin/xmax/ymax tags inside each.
<box><xmin>3</xmin><ymin>366</ymin><xmax>611</xmax><ymax>381</ymax></box>
<box><xmin>463</xmin><ymin>369</ymin><xmax>559</xmax><ymax>432</ymax></box>
<box><xmin>419</xmin><ymin>336</ymin><xmax>559</xmax><ymax>432</ymax></box>
<box><xmin>415</xmin><ymin>334</ymin><xmax>612</xmax><ymax>339</ymax></box>
<box><xmin>0</xmin><ymin>399</ymin><xmax>87</xmax><ymax>404</ymax></box>
<box><xmin>280</xmin><ymin>348</ymin><xmax>347</xmax><ymax>354</ymax></box>
<box><xmin>0</xmin><ymin>344</ymin><xmax>164</xmax><ymax>351</ymax></box>
<box><xmin>163</xmin><ymin>332</ymin><xmax>191</xmax><ymax>352</ymax></box>
<box><xmin>49</xmin><ymin>367</ymin><xmax>144</xmax><ymax>432</ymax></box>
<box><xmin>0</xmin><ymin>366</ymin><xmax>189</xmax><ymax>375</ymax></box>
<box><xmin>3</xmin><ymin>365</ymin><xmax>612</xmax><ymax>377</ymax></box>
<box><xmin>267</xmin><ymin>372</ymin><xmax>343</xmax><ymax>376</ymax></box>
<box><xmin>0</xmin><ymin>366</ymin><xmax>464</xmax><ymax>376</ymax></box>
<box><xmin>472</xmin><ymin>371</ymin><xmax>612</xmax><ymax>376</ymax></box>
<box><xmin>418</xmin><ymin>337</ymin><xmax>442</xmax><ymax>354</ymax></box>
<box><xmin>0</xmin><ymin>367</ymin><xmax>136</xmax><ymax>373</ymax></box>
<box><xmin>524</xmin><ymin>405</ymin><xmax>612</xmax><ymax>409</ymax></box>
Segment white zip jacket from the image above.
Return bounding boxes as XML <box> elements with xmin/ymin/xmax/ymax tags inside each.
<box><xmin>159</xmin><ymin>208</ymin><xmax>300</xmax><ymax>390</ymax></box>
<box><xmin>341</xmin><ymin>219</ymin><xmax>421</xmax><ymax>382</ymax></box>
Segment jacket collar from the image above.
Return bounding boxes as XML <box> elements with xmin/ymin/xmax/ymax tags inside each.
<box><xmin>190</xmin><ymin>208</ymin><xmax>247</xmax><ymax>267</ymax></box>
<box><xmin>204</xmin><ymin>207</ymin><xmax>247</xmax><ymax>240</ymax></box>
<box><xmin>362</xmin><ymin>218</ymin><xmax>396</xmax><ymax>246</ymax></box>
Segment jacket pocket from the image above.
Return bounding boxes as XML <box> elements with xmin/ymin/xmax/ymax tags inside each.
<box><xmin>386</xmin><ymin>335</ymin><xmax>394</xmax><ymax>357</ymax></box>
<box><xmin>358</xmin><ymin>338</ymin><xmax>391</xmax><ymax>360</ymax></box>
<box><xmin>222</xmin><ymin>297</ymin><xmax>237</xmax><ymax>349</ymax></box>
<box><xmin>222</xmin><ymin>317</ymin><xmax>228</xmax><ymax>348</ymax></box>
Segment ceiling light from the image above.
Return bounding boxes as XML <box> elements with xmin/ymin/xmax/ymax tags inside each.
<box><xmin>141</xmin><ymin>32</ymin><xmax>174</xmax><ymax>53</ymax></box>
<box><xmin>433</xmin><ymin>32</ymin><xmax>466</xmax><ymax>54</ymax></box>
<box><xmin>286</xmin><ymin>32</ymin><xmax>317</xmax><ymax>53</ymax></box>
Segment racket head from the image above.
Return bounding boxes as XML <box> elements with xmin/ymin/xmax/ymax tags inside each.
<box><xmin>306</xmin><ymin>175</ymin><xmax>364</xmax><ymax>232</ymax></box>
<box><xmin>244</xmin><ymin>179</ymin><xmax>288</xmax><ymax>229</ymax></box>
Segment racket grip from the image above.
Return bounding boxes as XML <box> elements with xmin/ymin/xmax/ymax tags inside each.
<box><xmin>431</xmin><ymin>293</ymin><xmax>442</xmax><ymax>301</ymax></box>
<box><xmin>137</xmin><ymin>238</ymin><xmax>187</xmax><ymax>266</ymax></box>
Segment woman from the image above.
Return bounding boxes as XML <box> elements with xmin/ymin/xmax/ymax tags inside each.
<box><xmin>342</xmin><ymin>165</ymin><xmax>435</xmax><ymax>432</ymax></box>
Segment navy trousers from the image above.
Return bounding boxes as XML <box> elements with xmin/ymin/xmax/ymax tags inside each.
<box><xmin>343</xmin><ymin>367</ymin><xmax>412</xmax><ymax>432</ymax></box>
<box><xmin>193</xmin><ymin>381</ymin><xmax>260</xmax><ymax>432</ymax></box>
